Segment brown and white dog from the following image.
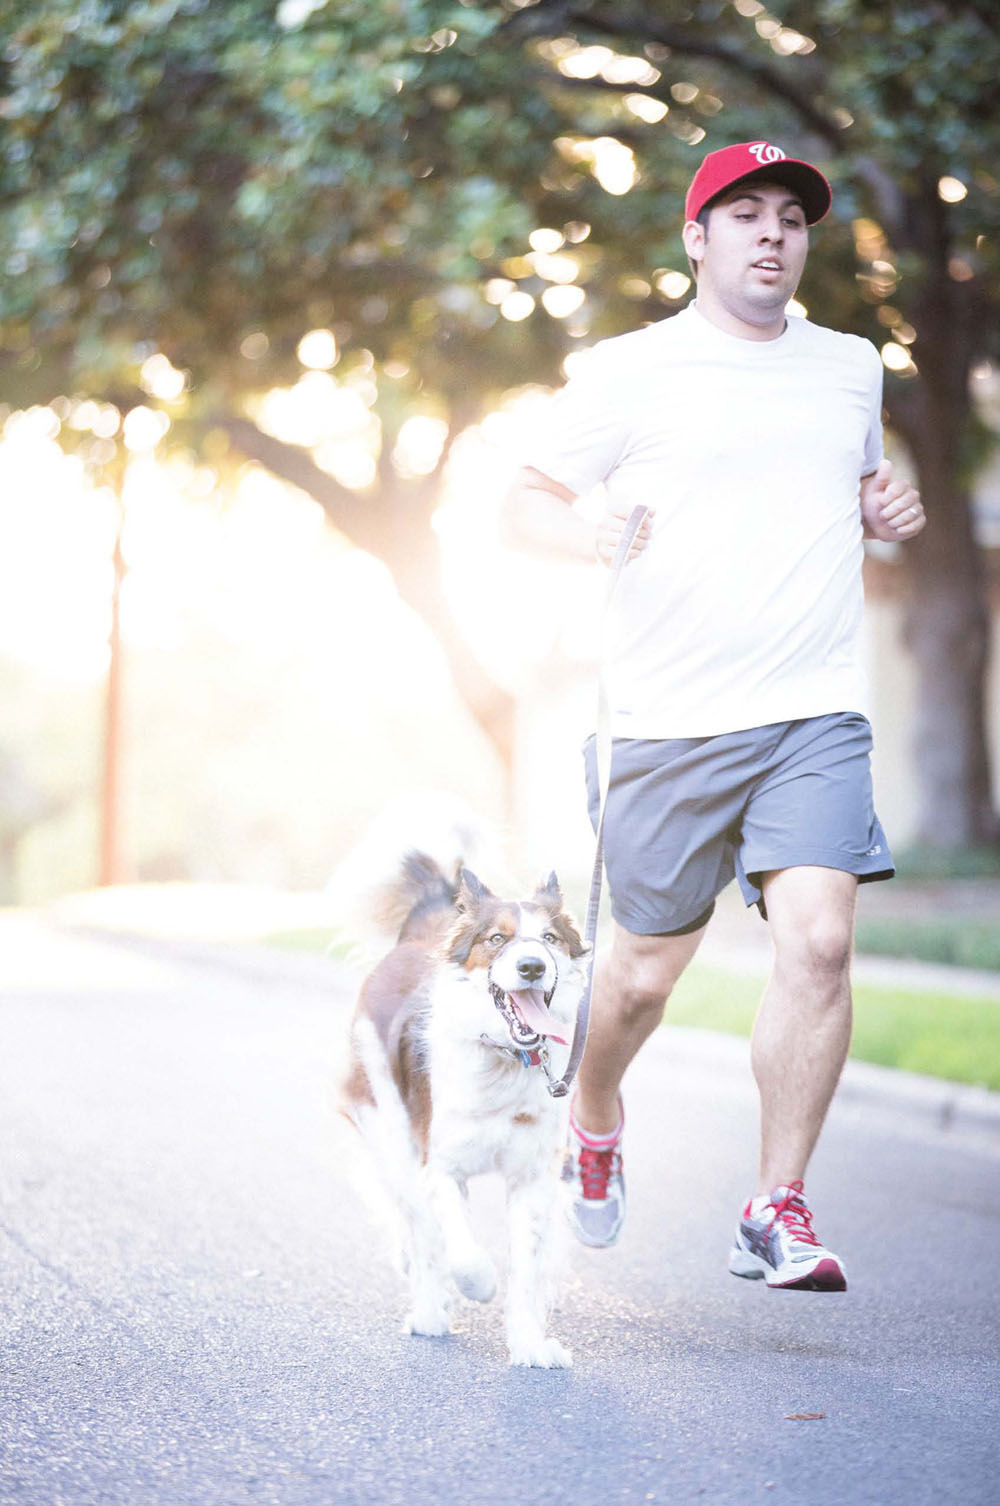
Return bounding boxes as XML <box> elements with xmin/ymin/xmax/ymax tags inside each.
<box><xmin>340</xmin><ymin>851</ymin><xmax>589</xmax><ymax>1367</ymax></box>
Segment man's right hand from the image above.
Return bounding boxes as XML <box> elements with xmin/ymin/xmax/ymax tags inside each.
<box><xmin>595</xmin><ymin>501</ymin><xmax>655</xmax><ymax>566</ymax></box>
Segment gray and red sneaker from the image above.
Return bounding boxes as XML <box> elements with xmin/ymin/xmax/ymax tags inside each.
<box><xmin>728</xmin><ymin>1181</ymin><xmax>847</xmax><ymax>1291</ymax></box>
<box><xmin>562</xmin><ymin>1103</ymin><xmax>625</xmax><ymax>1248</ymax></box>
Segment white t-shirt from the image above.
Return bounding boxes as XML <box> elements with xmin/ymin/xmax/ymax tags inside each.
<box><xmin>527</xmin><ymin>303</ymin><xmax>884</xmax><ymax>737</ymax></box>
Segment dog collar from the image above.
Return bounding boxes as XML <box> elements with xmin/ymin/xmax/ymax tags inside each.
<box><xmin>480</xmin><ymin>1035</ymin><xmax>548</xmax><ymax>1071</ymax></box>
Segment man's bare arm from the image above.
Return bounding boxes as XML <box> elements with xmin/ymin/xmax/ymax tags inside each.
<box><xmin>503</xmin><ymin>467</ymin><xmax>655</xmax><ymax>566</ymax></box>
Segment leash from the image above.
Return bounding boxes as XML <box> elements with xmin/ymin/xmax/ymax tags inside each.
<box><xmin>546</xmin><ymin>504</ymin><xmax>650</xmax><ymax>1099</ymax></box>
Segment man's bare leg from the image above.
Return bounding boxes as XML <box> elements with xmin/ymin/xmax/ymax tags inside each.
<box><xmin>751</xmin><ymin>866</ymin><xmax>857</xmax><ymax>1194</ymax></box>
<box><xmin>574</xmin><ymin>919</ymin><xmax>708</xmax><ymax>1135</ymax></box>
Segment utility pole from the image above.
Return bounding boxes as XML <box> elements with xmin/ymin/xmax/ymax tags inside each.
<box><xmin>99</xmin><ymin>498</ymin><xmax>125</xmax><ymax>887</ymax></box>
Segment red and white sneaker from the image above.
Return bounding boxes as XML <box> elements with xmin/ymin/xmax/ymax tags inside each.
<box><xmin>728</xmin><ymin>1181</ymin><xmax>847</xmax><ymax>1291</ymax></box>
<box><xmin>562</xmin><ymin>1102</ymin><xmax>625</xmax><ymax>1248</ymax></box>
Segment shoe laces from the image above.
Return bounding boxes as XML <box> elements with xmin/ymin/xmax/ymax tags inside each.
<box><xmin>577</xmin><ymin>1145</ymin><xmax>621</xmax><ymax>1201</ymax></box>
<box><xmin>769</xmin><ymin>1180</ymin><xmax>821</xmax><ymax>1247</ymax></box>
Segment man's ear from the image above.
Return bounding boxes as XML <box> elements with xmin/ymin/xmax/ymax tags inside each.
<box><xmin>681</xmin><ymin>218</ymin><xmax>705</xmax><ymax>269</ymax></box>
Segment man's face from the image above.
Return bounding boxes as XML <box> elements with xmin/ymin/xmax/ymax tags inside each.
<box><xmin>683</xmin><ymin>181</ymin><xmax>809</xmax><ymax>326</ymax></box>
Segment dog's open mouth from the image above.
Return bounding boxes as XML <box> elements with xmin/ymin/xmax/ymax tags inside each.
<box><xmin>490</xmin><ymin>982</ymin><xmax>567</xmax><ymax>1048</ymax></box>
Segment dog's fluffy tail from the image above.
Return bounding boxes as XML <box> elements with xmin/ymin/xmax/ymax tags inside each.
<box><xmin>371</xmin><ymin>848</ymin><xmax>458</xmax><ymax>943</ymax></box>
<box><xmin>328</xmin><ymin>792</ymin><xmax>500</xmax><ymax>959</ymax></box>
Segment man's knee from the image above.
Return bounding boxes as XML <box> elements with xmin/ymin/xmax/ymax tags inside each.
<box><xmin>604</xmin><ymin>925</ymin><xmax>703</xmax><ymax>1025</ymax></box>
<box><xmin>775</xmin><ymin>912</ymin><xmax>854</xmax><ymax>981</ymax></box>
<box><xmin>764</xmin><ymin>867</ymin><xmax>857</xmax><ymax>982</ymax></box>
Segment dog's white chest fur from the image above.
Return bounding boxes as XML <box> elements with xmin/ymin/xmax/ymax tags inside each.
<box><xmin>427</xmin><ymin>1028</ymin><xmax>567</xmax><ymax>1183</ymax></box>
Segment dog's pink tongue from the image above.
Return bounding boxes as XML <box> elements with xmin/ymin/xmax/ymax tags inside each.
<box><xmin>508</xmin><ymin>990</ymin><xmax>567</xmax><ymax>1045</ymax></box>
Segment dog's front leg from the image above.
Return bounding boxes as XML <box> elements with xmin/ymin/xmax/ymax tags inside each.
<box><xmin>505</xmin><ymin>1176</ymin><xmax>572</xmax><ymax>1369</ymax></box>
<box><xmin>399</xmin><ymin>1169</ymin><xmax>453</xmax><ymax>1338</ymax></box>
<box><xmin>428</xmin><ymin>1168</ymin><xmax>498</xmax><ymax>1303</ymax></box>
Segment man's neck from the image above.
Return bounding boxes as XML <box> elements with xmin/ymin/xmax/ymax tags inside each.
<box><xmin>693</xmin><ymin>290</ymin><xmax>787</xmax><ymax>342</ymax></box>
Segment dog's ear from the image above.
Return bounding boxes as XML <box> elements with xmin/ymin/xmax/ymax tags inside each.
<box><xmin>557</xmin><ymin>916</ymin><xmax>590</xmax><ymax>959</ymax></box>
<box><xmin>446</xmin><ymin>869</ymin><xmax>491</xmax><ymax>965</ymax></box>
<box><xmin>534</xmin><ymin>871</ymin><xmax>563</xmax><ymax>909</ymax></box>
<box><xmin>534</xmin><ymin>873</ymin><xmax>589</xmax><ymax>958</ymax></box>
<box><xmin>455</xmin><ymin>867</ymin><xmax>493</xmax><ymax>913</ymax></box>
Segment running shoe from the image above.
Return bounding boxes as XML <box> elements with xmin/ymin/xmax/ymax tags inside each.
<box><xmin>562</xmin><ymin>1103</ymin><xmax>625</xmax><ymax>1248</ymax></box>
<box><xmin>728</xmin><ymin>1181</ymin><xmax>847</xmax><ymax>1291</ymax></box>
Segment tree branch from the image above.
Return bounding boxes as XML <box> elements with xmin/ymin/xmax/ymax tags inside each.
<box><xmin>208</xmin><ymin>413</ymin><xmax>392</xmax><ymax>552</ymax></box>
<box><xmin>209</xmin><ymin>414</ymin><xmax>517</xmax><ymax>772</ymax></box>
<box><xmin>506</xmin><ymin>0</ymin><xmax>845</xmax><ymax>151</ymax></box>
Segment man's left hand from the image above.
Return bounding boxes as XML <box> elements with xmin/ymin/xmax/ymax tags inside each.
<box><xmin>860</xmin><ymin>458</ymin><xmax>925</xmax><ymax>542</ymax></box>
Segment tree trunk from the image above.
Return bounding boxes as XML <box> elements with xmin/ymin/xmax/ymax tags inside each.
<box><xmin>888</xmin><ymin>272</ymin><xmax>999</xmax><ymax>847</ymax></box>
<box><xmin>898</xmin><ymin>460</ymin><xmax>997</xmax><ymax>846</ymax></box>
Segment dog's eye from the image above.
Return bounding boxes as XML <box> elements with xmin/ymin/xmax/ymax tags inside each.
<box><xmin>488</xmin><ymin>932</ymin><xmax>507</xmax><ymax>946</ymax></box>
<box><xmin>542</xmin><ymin>931</ymin><xmax>560</xmax><ymax>945</ymax></box>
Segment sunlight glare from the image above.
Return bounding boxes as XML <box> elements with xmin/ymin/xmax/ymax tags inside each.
<box><xmin>938</xmin><ymin>176</ymin><xmax>968</xmax><ymax>204</ymax></box>
<box><xmin>654</xmin><ymin>269</ymin><xmax>692</xmax><ymax>300</ymax></box>
<box><xmin>0</xmin><ymin>432</ymin><xmax>117</xmax><ymax>681</ymax></box>
<box><xmin>297</xmin><ymin>328</ymin><xmax>339</xmax><ymax>370</ymax></box>
<box><xmin>531</xmin><ymin>251</ymin><xmax>579</xmax><ymax>284</ymax></box>
<box><xmin>500</xmin><ymin>291</ymin><xmax>535</xmax><ymax>322</ymax></box>
<box><xmin>625</xmin><ymin>94</ymin><xmax>668</xmax><ymax>124</ymax></box>
<box><xmin>3</xmin><ymin>406</ymin><xmax>61</xmax><ymax>443</ymax></box>
<box><xmin>593</xmin><ymin>138</ymin><xmax>637</xmax><ymax>195</ymax></box>
<box><xmin>542</xmin><ymin>285</ymin><xmax>586</xmax><ymax>318</ymax></box>
<box><xmin>392</xmin><ymin>415</ymin><xmax>449</xmax><ymax>479</ymax></box>
<box><xmin>314</xmin><ymin>442</ymin><xmax>378</xmax><ymax>490</ymax></box>
<box><xmin>140</xmin><ymin>354</ymin><xmax>187</xmax><ymax>402</ymax></box>
<box><xmin>882</xmin><ymin>341</ymin><xmax>917</xmax><ymax>374</ymax></box>
<box><xmin>255</xmin><ymin>372</ymin><xmax>377</xmax><ymax>450</ymax></box>
<box><xmin>123</xmin><ymin>406</ymin><xmax>171</xmax><ymax>453</ymax></box>
<box><xmin>434</xmin><ymin>390</ymin><xmax>604</xmax><ymax>691</ymax></box>
<box><xmin>529</xmin><ymin>228</ymin><xmax>565</xmax><ymax>253</ymax></box>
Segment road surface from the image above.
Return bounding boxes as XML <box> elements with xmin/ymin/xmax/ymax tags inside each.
<box><xmin>1</xmin><ymin>915</ymin><xmax>997</xmax><ymax>1505</ymax></box>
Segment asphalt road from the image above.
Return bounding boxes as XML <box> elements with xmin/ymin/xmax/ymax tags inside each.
<box><xmin>1</xmin><ymin>916</ymin><xmax>998</xmax><ymax>1506</ymax></box>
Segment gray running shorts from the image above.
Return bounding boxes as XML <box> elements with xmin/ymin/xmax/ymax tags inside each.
<box><xmin>583</xmin><ymin>712</ymin><xmax>894</xmax><ymax>935</ymax></box>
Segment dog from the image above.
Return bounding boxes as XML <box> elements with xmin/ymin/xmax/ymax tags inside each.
<box><xmin>340</xmin><ymin>850</ymin><xmax>589</xmax><ymax>1367</ymax></box>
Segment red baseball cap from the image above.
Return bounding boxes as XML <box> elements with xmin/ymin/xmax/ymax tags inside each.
<box><xmin>684</xmin><ymin>141</ymin><xmax>832</xmax><ymax>225</ymax></box>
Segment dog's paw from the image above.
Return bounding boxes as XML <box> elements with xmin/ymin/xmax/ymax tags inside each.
<box><xmin>451</xmin><ymin>1250</ymin><xmax>498</xmax><ymax>1304</ymax></box>
<box><xmin>404</xmin><ymin>1306</ymin><xmax>451</xmax><ymax>1338</ymax></box>
<box><xmin>507</xmin><ymin>1336</ymin><xmax>573</xmax><ymax>1369</ymax></box>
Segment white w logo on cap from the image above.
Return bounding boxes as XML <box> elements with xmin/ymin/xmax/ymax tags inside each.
<box><xmin>747</xmin><ymin>142</ymin><xmax>787</xmax><ymax>164</ymax></box>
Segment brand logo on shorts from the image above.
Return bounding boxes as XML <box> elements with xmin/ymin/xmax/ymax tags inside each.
<box><xmin>866</xmin><ymin>844</ymin><xmax>882</xmax><ymax>857</ymax></box>
<box><xmin>747</xmin><ymin>142</ymin><xmax>787</xmax><ymax>165</ymax></box>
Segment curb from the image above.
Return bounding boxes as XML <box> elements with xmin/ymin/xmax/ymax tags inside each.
<box><xmin>647</xmin><ymin>1023</ymin><xmax>1000</xmax><ymax>1153</ymax></box>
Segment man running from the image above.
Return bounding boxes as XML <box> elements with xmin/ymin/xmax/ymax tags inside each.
<box><xmin>505</xmin><ymin>141</ymin><xmax>926</xmax><ymax>1290</ymax></box>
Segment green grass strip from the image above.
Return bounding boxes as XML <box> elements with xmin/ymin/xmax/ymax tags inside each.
<box><xmin>666</xmin><ymin>962</ymin><xmax>1000</xmax><ymax>1092</ymax></box>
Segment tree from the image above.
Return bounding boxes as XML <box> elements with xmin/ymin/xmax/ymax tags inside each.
<box><xmin>1</xmin><ymin>0</ymin><xmax>997</xmax><ymax>842</ymax></box>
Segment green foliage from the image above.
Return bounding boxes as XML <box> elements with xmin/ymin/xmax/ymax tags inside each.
<box><xmin>894</xmin><ymin>845</ymin><xmax>1000</xmax><ymax>880</ymax></box>
<box><xmin>3</xmin><ymin>0</ymin><xmax>997</xmax><ymax>438</ymax></box>
<box><xmin>854</xmin><ymin>917</ymin><xmax>1000</xmax><ymax>971</ymax></box>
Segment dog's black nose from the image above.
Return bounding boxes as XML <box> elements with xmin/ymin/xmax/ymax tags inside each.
<box><xmin>516</xmin><ymin>957</ymin><xmax>546</xmax><ymax>982</ymax></box>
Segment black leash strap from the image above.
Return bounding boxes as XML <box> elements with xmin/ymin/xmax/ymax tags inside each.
<box><xmin>547</xmin><ymin>505</ymin><xmax>650</xmax><ymax>1098</ymax></box>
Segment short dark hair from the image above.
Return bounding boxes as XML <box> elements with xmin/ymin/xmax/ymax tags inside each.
<box><xmin>686</xmin><ymin>204</ymin><xmax>712</xmax><ymax>281</ymax></box>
